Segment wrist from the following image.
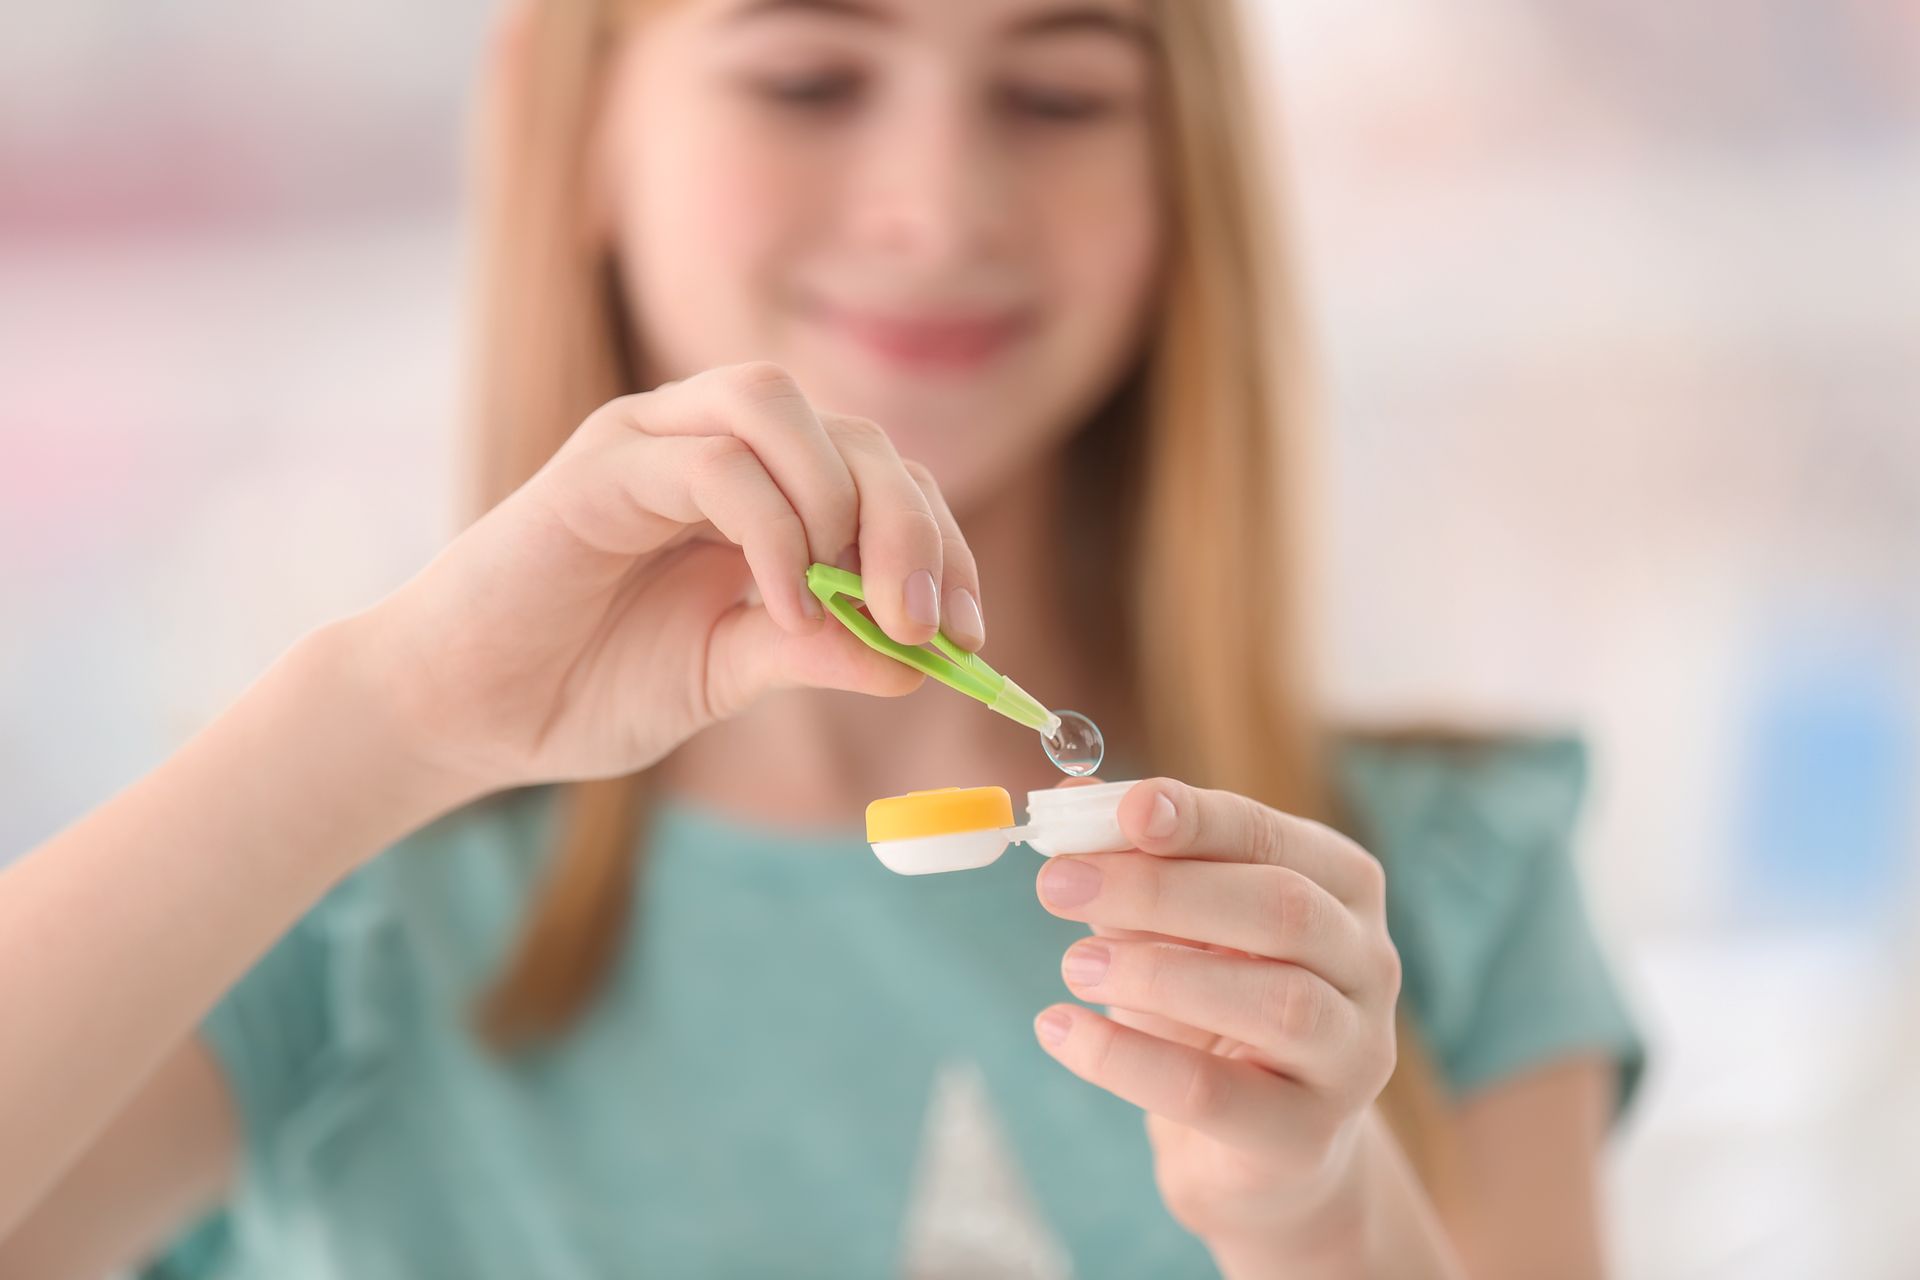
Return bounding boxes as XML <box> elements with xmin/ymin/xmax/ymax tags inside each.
<box><xmin>271</xmin><ymin>615</ymin><xmax>495</xmax><ymax>869</ymax></box>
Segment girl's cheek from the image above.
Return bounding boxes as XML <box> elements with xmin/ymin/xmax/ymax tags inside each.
<box><xmin>1049</xmin><ymin>207</ymin><xmax>1159</xmax><ymax>347</ymax></box>
<box><xmin>1025</xmin><ymin>140</ymin><xmax>1160</xmax><ymax>281</ymax></box>
<box><xmin>624</xmin><ymin>126</ymin><xmax>812</xmax><ymax>339</ymax></box>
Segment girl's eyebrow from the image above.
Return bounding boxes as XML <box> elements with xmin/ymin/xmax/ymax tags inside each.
<box><xmin>1004</xmin><ymin>5</ymin><xmax>1151</xmax><ymax>46</ymax></box>
<box><xmin>722</xmin><ymin>0</ymin><xmax>889</xmax><ymax>25</ymax></box>
<box><xmin>723</xmin><ymin>0</ymin><xmax>1150</xmax><ymax>46</ymax></box>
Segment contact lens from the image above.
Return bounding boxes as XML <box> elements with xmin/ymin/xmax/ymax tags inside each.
<box><xmin>1041</xmin><ymin>710</ymin><xmax>1104</xmax><ymax>776</ymax></box>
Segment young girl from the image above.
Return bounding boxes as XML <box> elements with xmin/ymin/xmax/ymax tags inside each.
<box><xmin>0</xmin><ymin>1</ymin><xmax>1642</xmax><ymax>1275</ymax></box>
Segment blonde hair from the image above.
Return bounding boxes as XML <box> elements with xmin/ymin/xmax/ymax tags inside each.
<box><xmin>461</xmin><ymin>0</ymin><xmax>1456</xmax><ymax>1195</ymax></box>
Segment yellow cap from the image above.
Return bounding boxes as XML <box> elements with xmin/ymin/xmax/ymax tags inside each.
<box><xmin>865</xmin><ymin>786</ymin><xmax>1014</xmax><ymax>842</ymax></box>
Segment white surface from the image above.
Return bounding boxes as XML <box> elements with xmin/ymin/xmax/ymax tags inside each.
<box><xmin>1020</xmin><ymin>782</ymin><xmax>1137</xmax><ymax>858</ymax></box>
<box><xmin>870</xmin><ymin>831</ymin><xmax>1013</xmax><ymax>876</ymax></box>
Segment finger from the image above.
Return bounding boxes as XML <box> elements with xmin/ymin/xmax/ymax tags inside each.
<box><xmin>822</xmin><ymin>415</ymin><xmax>944</xmax><ymax>646</ymax></box>
<box><xmin>1080</xmin><ymin>924</ymin><xmax>1223</xmax><ymax>1051</ymax></box>
<box><xmin>1116</xmin><ymin>778</ymin><xmax>1386</xmax><ymax>907</ymax></box>
<box><xmin>614</xmin><ymin>542</ymin><xmax>925</xmax><ymax>723</ymax></box>
<box><xmin>1090</xmin><ymin>940</ymin><xmax>1222</xmax><ymax>1050</ymax></box>
<box><xmin>1028</xmin><ymin>789</ymin><xmax>1214</xmax><ymax>1054</ymax></box>
<box><xmin>900</xmin><ymin>458</ymin><xmax>985</xmax><ymax>651</ymax></box>
<box><xmin>1049</xmin><ymin>774</ymin><xmax>1243</xmax><ymax>1052</ymax></box>
<box><xmin>1074</xmin><ymin>856</ymin><xmax>1222</xmax><ymax>1050</ymax></box>
<box><xmin>1033</xmin><ymin>1003</ymin><xmax>1332</xmax><ymax>1154</ymax></box>
<box><xmin>704</xmin><ymin>586</ymin><xmax>929</xmax><ymax>719</ymax></box>
<box><xmin>1037</xmin><ymin>854</ymin><xmax>1372</xmax><ymax>991</ymax></box>
<box><xmin>1045</xmin><ymin>775</ymin><xmax>1303</xmax><ymax>963</ymax></box>
<box><xmin>590</xmin><ymin>433</ymin><xmax>814</xmax><ymax>632</ymax></box>
<box><xmin>1094</xmin><ymin>995</ymin><xmax>1219</xmax><ymax>1053</ymax></box>
<box><xmin>1060</xmin><ymin>939</ymin><xmax>1368</xmax><ymax>1090</ymax></box>
<box><xmin>628</xmin><ymin>364</ymin><xmax>861</xmax><ymax>580</ymax></box>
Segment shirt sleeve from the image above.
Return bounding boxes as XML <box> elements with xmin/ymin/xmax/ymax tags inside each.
<box><xmin>1337</xmin><ymin>735</ymin><xmax>1646</xmax><ymax>1117</ymax></box>
<box><xmin>139</xmin><ymin>790</ymin><xmax>556</xmax><ymax>1279</ymax></box>
<box><xmin>197</xmin><ymin>891</ymin><xmax>343</xmax><ymax>1184</ymax></box>
<box><xmin>137</xmin><ymin>892</ymin><xmax>343</xmax><ymax>1279</ymax></box>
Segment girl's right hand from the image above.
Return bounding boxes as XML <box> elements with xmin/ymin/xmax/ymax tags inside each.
<box><xmin>357</xmin><ymin>362</ymin><xmax>985</xmax><ymax>795</ymax></box>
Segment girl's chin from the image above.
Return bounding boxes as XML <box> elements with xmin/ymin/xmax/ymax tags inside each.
<box><xmin>783</xmin><ymin>351</ymin><xmax>1022</xmax><ymax>424</ymax></box>
<box><xmin>818</xmin><ymin>386</ymin><xmax>1031</xmax><ymax>452</ymax></box>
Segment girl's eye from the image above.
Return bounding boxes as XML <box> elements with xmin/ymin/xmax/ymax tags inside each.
<box><xmin>747</xmin><ymin>70</ymin><xmax>864</xmax><ymax>111</ymax></box>
<box><xmin>999</xmin><ymin>83</ymin><xmax>1121</xmax><ymax>124</ymax></box>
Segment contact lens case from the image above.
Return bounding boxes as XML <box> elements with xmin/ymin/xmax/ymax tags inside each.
<box><xmin>864</xmin><ymin>781</ymin><xmax>1139</xmax><ymax>875</ymax></box>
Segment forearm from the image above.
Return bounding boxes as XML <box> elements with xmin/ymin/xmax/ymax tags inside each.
<box><xmin>1205</xmin><ymin>1110</ymin><xmax>1466</xmax><ymax>1280</ymax></box>
<box><xmin>0</xmin><ymin>617</ymin><xmax>480</xmax><ymax>1235</ymax></box>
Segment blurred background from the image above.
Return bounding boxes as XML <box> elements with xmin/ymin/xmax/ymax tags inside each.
<box><xmin>2</xmin><ymin>1</ymin><xmax>1915</xmax><ymax>1275</ymax></box>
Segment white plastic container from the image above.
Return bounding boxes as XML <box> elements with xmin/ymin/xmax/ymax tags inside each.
<box><xmin>865</xmin><ymin>781</ymin><xmax>1138</xmax><ymax>875</ymax></box>
<box><xmin>1016</xmin><ymin>781</ymin><xmax>1135</xmax><ymax>856</ymax></box>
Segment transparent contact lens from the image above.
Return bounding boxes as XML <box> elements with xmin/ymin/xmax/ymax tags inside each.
<box><xmin>1041</xmin><ymin>709</ymin><xmax>1104</xmax><ymax>777</ymax></box>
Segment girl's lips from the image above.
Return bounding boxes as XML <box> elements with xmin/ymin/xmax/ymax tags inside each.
<box><xmin>814</xmin><ymin>303</ymin><xmax>1033</xmax><ymax>372</ymax></box>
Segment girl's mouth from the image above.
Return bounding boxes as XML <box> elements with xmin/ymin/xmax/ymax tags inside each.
<box><xmin>810</xmin><ymin>300</ymin><xmax>1035</xmax><ymax>374</ymax></box>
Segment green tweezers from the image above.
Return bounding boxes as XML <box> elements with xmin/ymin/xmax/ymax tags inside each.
<box><xmin>805</xmin><ymin>562</ymin><xmax>1059</xmax><ymax>735</ymax></box>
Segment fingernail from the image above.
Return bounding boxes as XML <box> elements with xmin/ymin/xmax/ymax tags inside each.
<box><xmin>1062</xmin><ymin>942</ymin><xmax>1110</xmax><ymax>988</ymax></box>
<box><xmin>905</xmin><ymin>569</ymin><xmax>940</xmax><ymax>628</ymax></box>
<box><xmin>1039</xmin><ymin>857</ymin><xmax>1102</xmax><ymax>908</ymax></box>
<box><xmin>835</xmin><ymin>544</ymin><xmax>860</xmax><ymax>572</ymax></box>
<box><xmin>1145</xmin><ymin>792</ymin><xmax>1178</xmax><ymax>839</ymax></box>
<box><xmin>944</xmin><ymin>587</ymin><xmax>985</xmax><ymax>649</ymax></box>
<box><xmin>801</xmin><ymin>583</ymin><xmax>823</xmax><ymax>620</ymax></box>
<box><xmin>1037</xmin><ymin>1008</ymin><xmax>1072</xmax><ymax>1047</ymax></box>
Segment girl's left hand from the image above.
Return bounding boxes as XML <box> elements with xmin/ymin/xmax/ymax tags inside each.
<box><xmin>1031</xmin><ymin>777</ymin><xmax>1402</xmax><ymax>1251</ymax></box>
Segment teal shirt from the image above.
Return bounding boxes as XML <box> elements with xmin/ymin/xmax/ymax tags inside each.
<box><xmin>147</xmin><ymin>738</ymin><xmax>1642</xmax><ymax>1278</ymax></box>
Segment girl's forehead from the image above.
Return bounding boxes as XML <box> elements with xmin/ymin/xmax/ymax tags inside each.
<box><xmin>690</xmin><ymin>0</ymin><xmax>1154</xmax><ymax>42</ymax></box>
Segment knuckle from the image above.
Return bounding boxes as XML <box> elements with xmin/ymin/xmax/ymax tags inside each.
<box><xmin>940</xmin><ymin>536</ymin><xmax>977</xmax><ymax>575</ymax></box>
<box><xmin>762</xmin><ymin>502</ymin><xmax>807</xmax><ymax>539</ymax></box>
<box><xmin>1376</xmin><ymin>935</ymin><xmax>1404</xmax><ymax>1001</ymax></box>
<box><xmin>824</xmin><ymin>461</ymin><xmax>860</xmax><ymax>502</ymax></box>
<box><xmin>943</xmin><ymin>553</ymin><xmax>981</xmax><ymax>598</ymax></box>
<box><xmin>694</xmin><ymin>434</ymin><xmax>753</xmax><ymax>474</ymax></box>
<box><xmin>718</xmin><ymin>360</ymin><xmax>804</xmax><ymax>405</ymax></box>
<box><xmin>596</xmin><ymin>392</ymin><xmax>647</xmax><ymax>425</ymax></box>
<box><xmin>889</xmin><ymin>505</ymin><xmax>944</xmax><ymax>551</ymax></box>
<box><xmin>1175</xmin><ymin>1055</ymin><xmax>1229</xmax><ymax>1125</ymax></box>
<box><xmin>573</xmin><ymin>395</ymin><xmax>644</xmax><ymax>449</ymax></box>
<box><xmin>1083</xmin><ymin>1015</ymin><xmax>1123</xmax><ymax>1080</ymax></box>
<box><xmin>1135</xmin><ymin>944</ymin><xmax>1177</xmax><ymax>1007</ymax></box>
<box><xmin>828</xmin><ymin>414</ymin><xmax>891</xmax><ymax>451</ymax></box>
<box><xmin>1269</xmin><ymin>868</ymin><xmax>1320</xmax><ymax>941</ymax></box>
<box><xmin>1252</xmin><ymin>808</ymin><xmax>1292</xmax><ymax>865</ymax></box>
<box><xmin>814</xmin><ymin>495</ymin><xmax>860</xmax><ymax>553</ymax></box>
<box><xmin>1264</xmin><ymin>968</ymin><xmax>1325</xmax><ymax>1043</ymax></box>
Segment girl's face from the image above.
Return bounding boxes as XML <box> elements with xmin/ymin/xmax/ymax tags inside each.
<box><xmin>598</xmin><ymin>0</ymin><xmax>1163</xmax><ymax>511</ymax></box>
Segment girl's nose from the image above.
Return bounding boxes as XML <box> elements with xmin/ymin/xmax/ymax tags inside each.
<box><xmin>844</xmin><ymin>76</ymin><xmax>1012</xmax><ymax>269</ymax></box>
